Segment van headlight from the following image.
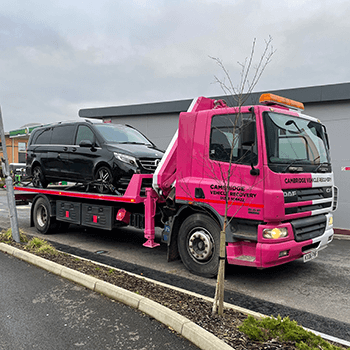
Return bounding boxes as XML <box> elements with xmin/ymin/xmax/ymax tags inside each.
<box><xmin>114</xmin><ymin>152</ymin><xmax>137</xmax><ymax>165</ymax></box>
<box><xmin>263</xmin><ymin>227</ymin><xmax>288</xmax><ymax>239</ymax></box>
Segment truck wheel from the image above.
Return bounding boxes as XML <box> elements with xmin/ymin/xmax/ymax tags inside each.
<box><xmin>33</xmin><ymin>197</ymin><xmax>58</xmax><ymax>234</ymax></box>
<box><xmin>32</xmin><ymin>166</ymin><xmax>48</xmax><ymax>188</ymax></box>
<box><xmin>94</xmin><ymin>166</ymin><xmax>113</xmax><ymax>194</ymax></box>
<box><xmin>178</xmin><ymin>213</ymin><xmax>221</xmax><ymax>278</ymax></box>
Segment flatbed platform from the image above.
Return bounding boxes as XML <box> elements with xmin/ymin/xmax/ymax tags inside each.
<box><xmin>14</xmin><ymin>174</ymin><xmax>155</xmax><ymax>205</ymax></box>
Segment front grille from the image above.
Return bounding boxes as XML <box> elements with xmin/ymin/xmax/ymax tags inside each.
<box><xmin>290</xmin><ymin>215</ymin><xmax>327</xmax><ymax>242</ymax></box>
<box><xmin>333</xmin><ymin>186</ymin><xmax>338</xmax><ymax>211</ymax></box>
<box><xmin>302</xmin><ymin>242</ymin><xmax>320</xmax><ymax>252</ymax></box>
<box><xmin>116</xmin><ymin>177</ymin><xmax>132</xmax><ymax>194</ymax></box>
<box><xmin>139</xmin><ymin>158</ymin><xmax>161</xmax><ymax>172</ymax></box>
<box><xmin>286</xmin><ymin>202</ymin><xmax>332</xmax><ymax>215</ymax></box>
<box><xmin>283</xmin><ymin>186</ymin><xmax>333</xmax><ymax>215</ymax></box>
<box><xmin>116</xmin><ymin>176</ymin><xmax>153</xmax><ymax>196</ymax></box>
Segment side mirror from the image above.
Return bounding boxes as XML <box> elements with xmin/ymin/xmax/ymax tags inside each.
<box><xmin>241</xmin><ymin>120</ymin><xmax>256</xmax><ymax>146</ymax></box>
<box><xmin>322</xmin><ymin>125</ymin><xmax>330</xmax><ymax>149</ymax></box>
<box><xmin>79</xmin><ymin>140</ymin><xmax>94</xmax><ymax>148</ymax></box>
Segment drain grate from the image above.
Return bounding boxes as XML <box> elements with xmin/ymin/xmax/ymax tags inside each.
<box><xmin>95</xmin><ymin>250</ymin><xmax>108</xmax><ymax>255</ymax></box>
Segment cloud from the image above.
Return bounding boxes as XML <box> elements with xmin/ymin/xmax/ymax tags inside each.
<box><xmin>0</xmin><ymin>0</ymin><xmax>350</xmax><ymax>131</ymax></box>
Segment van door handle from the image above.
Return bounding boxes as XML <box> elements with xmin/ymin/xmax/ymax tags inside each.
<box><xmin>63</xmin><ymin>147</ymin><xmax>68</xmax><ymax>151</ymax></box>
<box><xmin>72</xmin><ymin>147</ymin><xmax>77</xmax><ymax>152</ymax></box>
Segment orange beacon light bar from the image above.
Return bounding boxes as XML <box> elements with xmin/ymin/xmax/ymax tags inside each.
<box><xmin>259</xmin><ymin>93</ymin><xmax>305</xmax><ymax>111</ymax></box>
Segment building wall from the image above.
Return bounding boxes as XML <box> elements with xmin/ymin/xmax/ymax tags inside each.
<box><xmin>0</xmin><ymin>135</ymin><xmax>28</xmax><ymax>166</ymax></box>
<box><xmin>304</xmin><ymin>101</ymin><xmax>350</xmax><ymax>230</ymax></box>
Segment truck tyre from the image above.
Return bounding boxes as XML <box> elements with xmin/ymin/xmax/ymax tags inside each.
<box><xmin>32</xmin><ymin>166</ymin><xmax>48</xmax><ymax>188</ymax></box>
<box><xmin>178</xmin><ymin>213</ymin><xmax>221</xmax><ymax>278</ymax></box>
<box><xmin>33</xmin><ymin>197</ymin><xmax>59</xmax><ymax>234</ymax></box>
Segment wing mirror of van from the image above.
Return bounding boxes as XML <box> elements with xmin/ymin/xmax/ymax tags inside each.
<box><xmin>79</xmin><ymin>140</ymin><xmax>95</xmax><ymax>149</ymax></box>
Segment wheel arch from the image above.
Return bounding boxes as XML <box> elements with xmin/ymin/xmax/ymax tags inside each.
<box><xmin>31</xmin><ymin>160</ymin><xmax>42</xmax><ymax>173</ymax></box>
<box><xmin>30</xmin><ymin>194</ymin><xmax>56</xmax><ymax>227</ymax></box>
<box><xmin>167</xmin><ymin>204</ymin><xmax>223</xmax><ymax>262</ymax></box>
<box><xmin>93</xmin><ymin>161</ymin><xmax>113</xmax><ymax>176</ymax></box>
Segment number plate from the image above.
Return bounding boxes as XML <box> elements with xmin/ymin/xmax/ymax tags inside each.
<box><xmin>303</xmin><ymin>250</ymin><xmax>318</xmax><ymax>263</ymax></box>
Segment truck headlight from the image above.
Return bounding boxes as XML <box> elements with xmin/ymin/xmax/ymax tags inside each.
<box><xmin>263</xmin><ymin>227</ymin><xmax>288</xmax><ymax>239</ymax></box>
<box><xmin>114</xmin><ymin>152</ymin><xmax>137</xmax><ymax>165</ymax></box>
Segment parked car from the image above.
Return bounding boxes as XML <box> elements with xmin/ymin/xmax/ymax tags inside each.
<box><xmin>25</xmin><ymin>121</ymin><xmax>164</xmax><ymax>193</ymax></box>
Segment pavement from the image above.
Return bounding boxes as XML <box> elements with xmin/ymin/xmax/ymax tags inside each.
<box><xmin>0</xmin><ymin>243</ymin><xmax>243</xmax><ymax>350</ymax></box>
<box><xmin>2</xmin><ymin>240</ymin><xmax>350</xmax><ymax>350</ymax></box>
<box><xmin>0</xmin><ymin>250</ymin><xmax>200</xmax><ymax>350</ymax></box>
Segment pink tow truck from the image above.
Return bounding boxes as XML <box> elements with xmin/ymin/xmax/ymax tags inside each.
<box><xmin>15</xmin><ymin>93</ymin><xmax>337</xmax><ymax>277</ymax></box>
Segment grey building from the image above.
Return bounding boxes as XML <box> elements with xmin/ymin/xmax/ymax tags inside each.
<box><xmin>79</xmin><ymin>82</ymin><xmax>350</xmax><ymax>231</ymax></box>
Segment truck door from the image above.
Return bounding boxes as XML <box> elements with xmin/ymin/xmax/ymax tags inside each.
<box><xmin>201</xmin><ymin>110</ymin><xmax>264</xmax><ymax>221</ymax></box>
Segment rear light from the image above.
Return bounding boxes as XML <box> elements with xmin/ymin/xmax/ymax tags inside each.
<box><xmin>116</xmin><ymin>208</ymin><xmax>130</xmax><ymax>224</ymax></box>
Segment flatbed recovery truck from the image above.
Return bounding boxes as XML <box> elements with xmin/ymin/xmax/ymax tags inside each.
<box><xmin>14</xmin><ymin>93</ymin><xmax>338</xmax><ymax>277</ymax></box>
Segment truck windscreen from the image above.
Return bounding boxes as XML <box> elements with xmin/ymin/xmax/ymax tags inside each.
<box><xmin>263</xmin><ymin>111</ymin><xmax>330</xmax><ymax>173</ymax></box>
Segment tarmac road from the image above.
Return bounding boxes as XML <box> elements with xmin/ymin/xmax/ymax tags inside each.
<box><xmin>1</xmin><ymin>189</ymin><xmax>350</xmax><ymax>341</ymax></box>
<box><xmin>0</xmin><ymin>251</ymin><xmax>198</xmax><ymax>350</ymax></box>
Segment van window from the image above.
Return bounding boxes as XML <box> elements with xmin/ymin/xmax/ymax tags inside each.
<box><xmin>33</xmin><ymin>128</ymin><xmax>52</xmax><ymax>145</ymax></box>
<box><xmin>51</xmin><ymin>125</ymin><xmax>75</xmax><ymax>145</ymax></box>
<box><xmin>75</xmin><ymin>125</ymin><xmax>96</xmax><ymax>145</ymax></box>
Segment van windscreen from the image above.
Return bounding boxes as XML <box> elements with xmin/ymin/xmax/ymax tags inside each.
<box><xmin>94</xmin><ymin>124</ymin><xmax>152</xmax><ymax>145</ymax></box>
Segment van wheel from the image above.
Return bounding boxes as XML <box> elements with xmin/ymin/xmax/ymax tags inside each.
<box><xmin>94</xmin><ymin>166</ymin><xmax>113</xmax><ymax>194</ymax></box>
<box><xmin>33</xmin><ymin>197</ymin><xmax>59</xmax><ymax>234</ymax></box>
<box><xmin>178</xmin><ymin>213</ymin><xmax>221</xmax><ymax>278</ymax></box>
<box><xmin>32</xmin><ymin>166</ymin><xmax>48</xmax><ymax>188</ymax></box>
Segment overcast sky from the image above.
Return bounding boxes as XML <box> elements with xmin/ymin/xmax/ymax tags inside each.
<box><xmin>1</xmin><ymin>0</ymin><xmax>350</xmax><ymax>131</ymax></box>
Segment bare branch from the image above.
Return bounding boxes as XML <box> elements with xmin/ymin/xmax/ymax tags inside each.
<box><xmin>209</xmin><ymin>37</ymin><xmax>275</xmax><ymax>316</ymax></box>
<box><xmin>210</xmin><ymin>36</ymin><xmax>276</xmax><ymax>107</ymax></box>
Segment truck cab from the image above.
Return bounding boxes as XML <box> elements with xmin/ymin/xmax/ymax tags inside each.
<box><xmin>156</xmin><ymin>94</ymin><xmax>336</xmax><ymax>277</ymax></box>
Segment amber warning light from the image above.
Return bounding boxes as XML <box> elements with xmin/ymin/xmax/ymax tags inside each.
<box><xmin>259</xmin><ymin>93</ymin><xmax>304</xmax><ymax>111</ymax></box>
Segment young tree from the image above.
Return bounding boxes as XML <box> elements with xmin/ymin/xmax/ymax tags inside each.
<box><xmin>210</xmin><ymin>36</ymin><xmax>275</xmax><ymax>315</ymax></box>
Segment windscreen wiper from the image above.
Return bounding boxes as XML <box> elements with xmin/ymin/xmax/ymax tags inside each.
<box><xmin>117</xmin><ymin>142</ymin><xmax>149</xmax><ymax>145</ymax></box>
<box><xmin>283</xmin><ymin>159</ymin><xmax>307</xmax><ymax>173</ymax></box>
<box><xmin>315</xmin><ymin>162</ymin><xmax>331</xmax><ymax>173</ymax></box>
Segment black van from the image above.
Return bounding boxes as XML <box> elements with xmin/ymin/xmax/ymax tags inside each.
<box><xmin>25</xmin><ymin>121</ymin><xmax>164</xmax><ymax>193</ymax></box>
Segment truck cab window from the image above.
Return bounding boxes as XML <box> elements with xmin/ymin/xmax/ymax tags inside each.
<box><xmin>263</xmin><ymin>111</ymin><xmax>330</xmax><ymax>173</ymax></box>
<box><xmin>209</xmin><ymin>113</ymin><xmax>257</xmax><ymax>165</ymax></box>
